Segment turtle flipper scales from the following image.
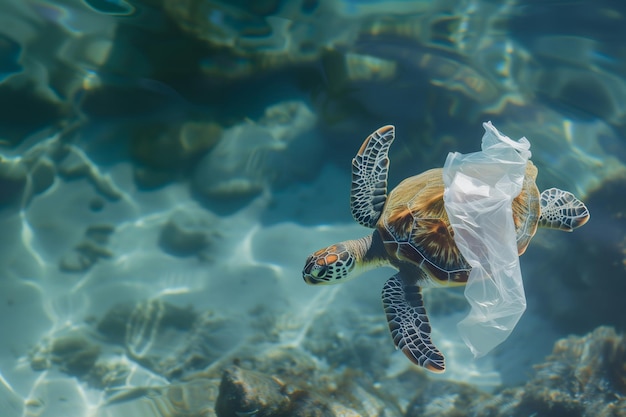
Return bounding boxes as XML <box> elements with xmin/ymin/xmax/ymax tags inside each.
<box><xmin>351</xmin><ymin>125</ymin><xmax>395</xmax><ymax>228</ymax></box>
<box><xmin>382</xmin><ymin>274</ymin><xmax>445</xmax><ymax>373</ymax></box>
<box><xmin>539</xmin><ymin>188</ymin><xmax>590</xmax><ymax>231</ymax></box>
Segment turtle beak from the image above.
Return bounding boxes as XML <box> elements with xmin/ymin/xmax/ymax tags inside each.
<box><xmin>303</xmin><ymin>257</ymin><xmax>313</xmax><ymax>284</ymax></box>
<box><xmin>303</xmin><ymin>274</ymin><xmax>318</xmax><ymax>285</ymax></box>
<box><xmin>303</xmin><ymin>270</ymin><xmax>321</xmax><ymax>285</ymax></box>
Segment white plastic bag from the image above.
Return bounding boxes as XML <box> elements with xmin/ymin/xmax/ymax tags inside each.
<box><xmin>442</xmin><ymin>121</ymin><xmax>531</xmax><ymax>357</ymax></box>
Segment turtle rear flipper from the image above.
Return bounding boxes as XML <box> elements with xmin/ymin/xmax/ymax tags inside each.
<box><xmin>382</xmin><ymin>274</ymin><xmax>445</xmax><ymax>373</ymax></box>
<box><xmin>539</xmin><ymin>188</ymin><xmax>590</xmax><ymax>231</ymax></box>
<box><xmin>351</xmin><ymin>125</ymin><xmax>395</xmax><ymax>228</ymax></box>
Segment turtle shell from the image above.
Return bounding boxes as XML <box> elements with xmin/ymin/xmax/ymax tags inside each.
<box><xmin>377</xmin><ymin>162</ymin><xmax>540</xmax><ymax>286</ymax></box>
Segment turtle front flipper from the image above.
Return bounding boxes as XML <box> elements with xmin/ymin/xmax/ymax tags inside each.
<box><xmin>382</xmin><ymin>274</ymin><xmax>445</xmax><ymax>373</ymax></box>
<box><xmin>539</xmin><ymin>188</ymin><xmax>590</xmax><ymax>231</ymax></box>
<box><xmin>351</xmin><ymin>125</ymin><xmax>395</xmax><ymax>228</ymax></box>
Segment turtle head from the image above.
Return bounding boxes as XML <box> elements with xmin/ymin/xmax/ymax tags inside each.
<box><xmin>302</xmin><ymin>242</ymin><xmax>357</xmax><ymax>285</ymax></box>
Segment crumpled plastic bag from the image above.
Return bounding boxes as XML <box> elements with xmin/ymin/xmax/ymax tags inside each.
<box><xmin>442</xmin><ymin>121</ymin><xmax>531</xmax><ymax>357</ymax></box>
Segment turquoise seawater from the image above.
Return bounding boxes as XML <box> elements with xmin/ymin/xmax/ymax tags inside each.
<box><xmin>0</xmin><ymin>1</ymin><xmax>625</xmax><ymax>416</ymax></box>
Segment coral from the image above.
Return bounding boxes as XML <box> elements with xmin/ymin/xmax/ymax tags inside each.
<box><xmin>406</xmin><ymin>326</ymin><xmax>626</xmax><ymax>417</ymax></box>
<box><xmin>514</xmin><ymin>327</ymin><xmax>626</xmax><ymax>417</ymax></box>
<box><xmin>214</xmin><ymin>365</ymin><xmax>403</xmax><ymax>417</ymax></box>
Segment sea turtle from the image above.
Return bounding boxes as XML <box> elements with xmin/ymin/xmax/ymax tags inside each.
<box><xmin>302</xmin><ymin>125</ymin><xmax>590</xmax><ymax>373</ymax></box>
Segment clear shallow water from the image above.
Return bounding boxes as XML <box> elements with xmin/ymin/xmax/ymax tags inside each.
<box><xmin>1</xmin><ymin>0</ymin><xmax>625</xmax><ymax>416</ymax></box>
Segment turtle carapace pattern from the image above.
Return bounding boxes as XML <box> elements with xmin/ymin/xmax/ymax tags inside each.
<box><xmin>303</xmin><ymin>125</ymin><xmax>590</xmax><ymax>373</ymax></box>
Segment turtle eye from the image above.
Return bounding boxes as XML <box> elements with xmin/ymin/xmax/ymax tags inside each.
<box><xmin>312</xmin><ymin>264</ymin><xmax>327</xmax><ymax>278</ymax></box>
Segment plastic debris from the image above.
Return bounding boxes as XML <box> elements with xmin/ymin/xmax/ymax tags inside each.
<box><xmin>443</xmin><ymin>121</ymin><xmax>531</xmax><ymax>357</ymax></box>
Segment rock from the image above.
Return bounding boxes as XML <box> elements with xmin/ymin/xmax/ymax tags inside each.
<box><xmin>57</xmin><ymin>147</ymin><xmax>91</xmax><ymax>178</ymax></box>
<box><xmin>133</xmin><ymin>166</ymin><xmax>177</xmax><ymax>189</ymax></box>
<box><xmin>406</xmin><ymin>379</ymin><xmax>488</xmax><ymax>417</ymax></box>
<box><xmin>59</xmin><ymin>250</ymin><xmax>96</xmax><ymax>273</ymax></box>
<box><xmin>101</xmin><ymin>377</ymin><xmax>221</xmax><ymax>417</ymax></box>
<box><xmin>514</xmin><ymin>326</ymin><xmax>626</xmax><ymax>417</ymax></box>
<box><xmin>130</xmin><ymin>123</ymin><xmax>186</xmax><ymax>172</ymax></box>
<box><xmin>158</xmin><ymin>208</ymin><xmax>220</xmax><ymax>257</ymax></box>
<box><xmin>193</xmin><ymin>121</ymin><xmax>282</xmax><ymax>198</ymax></box>
<box><xmin>85</xmin><ymin>360</ymin><xmax>132</xmax><ymax>390</ymax></box>
<box><xmin>179</xmin><ymin>121</ymin><xmax>223</xmax><ymax>157</ymax></box>
<box><xmin>215</xmin><ymin>366</ymin><xmax>290</xmax><ymax>417</ymax></box>
<box><xmin>29</xmin><ymin>156</ymin><xmax>56</xmax><ymax>195</ymax></box>
<box><xmin>28</xmin><ymin>329</ymin><xmax>135</xmax><ymax>392</ymax></box>
<box><xmin>401</xmin><ymin>326</ymin><xmax>626</xmax><ymax>417</ymax></box>
<box><xmin>0</xmin><ymin>156</ymin><xmax>28</xmax><ymax>208</ymax></box>
<box><xmin>85</xmin><ymin>224</ymin><xmax>115</xmax><ymax>244</ymax></box>
<box><xmin>74</xmin><ymin>240</ymin><xmax>114</xmax><ymax>259</ymax></box>
<box><xmin>453</xmin><ymin>326</ymin><xmax>626</xmax><ymax>417</ymax></box>
<box><xmin>302</xmin><ymin>308</ymin><xmax>391</xmax><ymax>380</ymax></box>
<box><xmin>130</xmin><ymin>120</ymin><xmax>222</xmax><ymax>189</ymax></box>
<box><xmin>0</xmin><ymin>80</ymin><xmax>68</xmax><ymax>147</ymax></box>
<box><xmin>89</xmin><ymin>196</ymin><xmax>105</xmax><ymax>212</ymax></box>
<box><xmin>90</xmin><ymin>172</ymin><xmax>124</xmax><ymax>201</ymax></box>
<box><xmin>193</xmin><ymin>100</ymin><xmax>316</xmax><ymax>199</ymax></box>
<box><xmin>57</xmin><ymin>145</ymin><xmax>124</xmax><ymax>201</ymax></box>
<box><xmin>96</xmin><ymin>303</ymin><xmax>135</xmax><ymax>345</ymax></box>
<box><xmin>51</xmin><ymin>336</ymin><xmax>101</xmax><ymax>377</ymax></box>
<box><xmin>59</xmin><ymin>224</ymin><xmax>115</xmax><ymax>272</ymax></box>
<box><xmin>162</xmin><ymin>0</ymin><xmax>337</xmax><ymax>79</ymax></box>
<box><xmin>97</xmin><ymin>299</ymin><xmax>240</xmax><ymax>380</ymax></box>
<box><xmin>287</xmin><ymin>391</ymin><xmax>336</xmax><ymax>417</ymax></box>
<box><xmin>30</xmin><ymin>335</ymin><xmax>101</xmax><ymax>378</ymax></box>
<box><xmin>215</xmin><ymin>363</ymin><xmax>404</xmax><ymax>417</ymax></box>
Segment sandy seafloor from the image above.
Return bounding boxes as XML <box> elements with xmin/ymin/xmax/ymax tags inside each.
<box><xmin>1</xmin><ymin>0</ymin><xmax>626</xmax><ymax>416</ymax></box>
<box><xmin>0</xmin><ymin>157</ymin><xmax>506</xmax><ymax>414</ymax></box>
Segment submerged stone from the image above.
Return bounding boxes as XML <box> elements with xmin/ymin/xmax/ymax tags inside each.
<box><xmin>129</xmin><ymin>120</ymin><xmax>222</xmax><ymax>189</ymax></box>
<box><xmin>30</xmin><ymin>335</ymin><xmax>102</xmax><ymax>378</ymax></box>
<box><xmin>59</xmin><ymin>223</ymin><xmax>115</xmax><ymax>272</ymax></box>
<box><xmin>0</xmin><ymin>157</ymin><xmax>27</xmax><ymax>208</ymax></box>
<box><xmin>192</xmin><ymin>100</ymin><xmax>316</xmax><ymax>199</ymax></box>
<box><xmin>158</xmin><ymin>208</ymin><xmax>220</xmax><ymax>258</ymax></box>
<box><xmin>215</xmin><ymin>366</ymin><xmax>290</xmax><ymax>417</ymax></box>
